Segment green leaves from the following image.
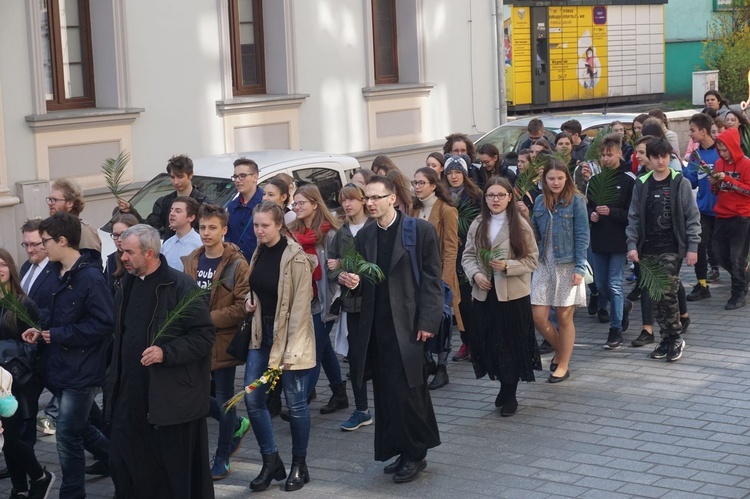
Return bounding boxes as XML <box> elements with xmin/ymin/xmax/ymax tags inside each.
<box><xmin>587</xmin><ymin>166</ymin><xmax>620</xmax><ymax>206</ymax></box>
<box><xmin>478</xmin><ymin>247</ymin><xmax>507</xmax><ymax>275</ymax></box>
<box><xmin>336</xmin><ymin>246</ymin><xmax>385</xmax><ymax>285</ymax></box>
<box><xmin>637</xmin><ymin>257</ymin><xmax>672</xmax><ymax>301</ymax></box>
<box><xmin>0</xmin><ymin>282</ymin><xmax>42</xmax><ymax>331</ymax></box>
<box><xmin>456</xmin><ymin>198</ymin><xmax>480</xmax><ymax>240</ymax></box>
<box><xmin>150</xmin><ymin>285</ymin><xmax>212</xmax><ymax>346</ymax></box>
<box><xmin>514</xmin><ymin>155</ymin><xmax>545</xmax><ymax>201</ymax></box>
<box><xmin>740</xmin><ymin>124</ymin><xmax>750</xmax><ymax>157</ymax></box>
<box><xmin>584</xmin><ymin>127</ymin><xmax>610</xmax><ymax>163</ymax></box>
<box><xmin>101</xmin><ymin>150</ymin><xmax>131</xmax><ymax>200</ymax></box>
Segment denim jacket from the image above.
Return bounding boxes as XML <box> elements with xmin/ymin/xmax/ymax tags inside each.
<box><xmin>532</xmin><ymin>194</ymin><xmax>590</xmax><ymax>276</ymax></box>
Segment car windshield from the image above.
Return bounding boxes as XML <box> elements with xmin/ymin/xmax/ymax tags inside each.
<box><xmin>475</xmin><ymin>125</ymin><xmax>559</xmax><ymax>154</ymax></box>
<box><xmin>101</xmin><ymin>174</ymin><xmax>236</xmax><ymax>234</ymax></box>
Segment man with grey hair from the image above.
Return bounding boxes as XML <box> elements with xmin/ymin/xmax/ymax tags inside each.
<box><xmin>105</xmin><ymin>224</ymin><xmax>216</xmax><ymax>498</ymax></box>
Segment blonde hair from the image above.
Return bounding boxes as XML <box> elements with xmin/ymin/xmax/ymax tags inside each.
<box><xmin>51</xmin><ymin>178</ymin><xmax>85</xmax><ymax>215</ymax></box>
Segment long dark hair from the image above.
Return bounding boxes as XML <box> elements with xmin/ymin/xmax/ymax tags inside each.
<box><xmin>441</xmin><ymin>165</ymin><xmax>482</xmax><ymax>205</ymax></box>
<box><xmin>412</xmin><ymin>167</ymin><xmax>454</xmax><ymax>211</ymax></box>
<box><xmin>385</xmin><ymin>169</ymin><xmax>413</xmax><ymax>213</ymax></box>
<box><xmin>474</xmin><ymin>177</ymin><xmax>531</xmax><ymax>259</ymax></box>
<box><xmin>541</xmin><ymin>158</ymin><xmax>581</xmax><ymax>211</ymax></box>
<box><xmin>0</xmin><ymin>249</ymin><xmax>23</xmax><ymax>298</ymax></box>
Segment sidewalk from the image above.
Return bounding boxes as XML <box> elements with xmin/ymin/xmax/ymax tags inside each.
<box><xmin>4</xmin><ymin>265</ymin><xmax>750</xmax><ymax>498</ymax></box>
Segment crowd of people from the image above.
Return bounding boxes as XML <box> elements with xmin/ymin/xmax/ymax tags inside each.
<box><xmin>0</xmin><ymin>89</ymin><xmax>749</xmax><ymax>497</ymax></box>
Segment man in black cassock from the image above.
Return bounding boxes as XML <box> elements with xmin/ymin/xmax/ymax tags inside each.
<box><xmin>104</xmin><ymin>224</ymin><xmax>215</xmax><ymax>499</ymax></box>
<box><xmin>341</xmin><ymin>175</ymin><xmax>443</xmax><ymax>483</ymax></box>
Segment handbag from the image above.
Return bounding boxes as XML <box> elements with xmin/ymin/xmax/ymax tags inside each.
<box><xmin>226</xmin><ymin>312</ymin><xmax>253</xmax><ymax>362</ymax></box>
<box><xmin>583</xmin><ymin>260</ymin><xmax>594</xmax><ymax>285</ymax></box>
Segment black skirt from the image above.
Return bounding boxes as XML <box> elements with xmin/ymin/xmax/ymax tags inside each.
<box><xmin>469</xmin><ymin>291</ymin><xmax>541</xmax><ymax>383</ymax></box>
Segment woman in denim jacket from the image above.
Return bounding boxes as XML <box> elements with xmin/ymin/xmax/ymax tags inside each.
<box><xmin>530</xmin><ymin>160</ymin><xmax>590</xmax><ymax>383</ymax></box>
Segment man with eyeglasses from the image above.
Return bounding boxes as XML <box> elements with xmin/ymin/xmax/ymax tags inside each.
<box><xmin>226</xmin><ymin>157</ymin><xmax>264</xmax><ymax>260</ymax></box>
<box><xmin>22</xmin><ymin>212</ymin><xmax>112</xmax><ymax>498</ymax></box>
<box><xmin>19</xmin><ymin>219</ymin><xmax>61</xmax><ymax>442</ymax></box>
<box><xmin>341</xmin><ymin>175</ymin><xmax>443</xmax><ymax>484</ymax></box>
<box><xmin>47</xmin><ymin>177</ymin><xmax>102</xmax><ymax>265</ymax></box>
<box><xmin>116</xmin><ymin>155</ymin><xmax>211</xmax><ymax>239</ymax></box>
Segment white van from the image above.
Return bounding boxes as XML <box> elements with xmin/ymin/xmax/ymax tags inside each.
<box><xmin>98</xmin><ymin>150</ymin><xmax>360</xmax><ymax>257</ymax></box>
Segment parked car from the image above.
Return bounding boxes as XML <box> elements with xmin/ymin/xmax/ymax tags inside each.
<box><xmin>474</xmin><ymin>113</ymin><xmax>637</xmax><ymax>167</ymax></box>
<box><xmin>98</xmin><ymin>150</ymin><xmax>360</xmax><ymax>258</ymax></box>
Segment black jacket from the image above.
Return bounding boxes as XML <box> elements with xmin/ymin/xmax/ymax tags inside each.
<box><xmin>131</xmin><ymin>186</ymin><xmax>211</xmax><ymax>240</ymax></box>
<box><xmin>587</xmin><ymin>159</ymin><xmax>636</xmax><ymax>254</ymax></box>
<box><xmin>350</xmin><ymin>213</ymin><xmax>443</xmax><ymax>389</ymax></box>
<box><xmin>106</xmin><ymin>255</ymin><xmax>215</xmax><ymax>426</ymax></box>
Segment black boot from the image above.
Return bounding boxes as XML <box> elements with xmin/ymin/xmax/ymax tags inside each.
<box><xmin>284</xmin><ymin>455</ymin><xmax>310</xmax><ymax>492</ymax></box>
<box><xmin>250</xmin><ymin>452</ymin><xmax>287</xmax><ymax>491</ymax></box>
<box><xmin>429</xmin><ymin>364</ymin><xmax>449</xmax><ymax>390</ymax></box>
<box><xmin>495</xmin><ymin>385</ymin><xmax>507</xmax><ymax>408</ymax></box>
<box><xmin>320</xmin><ymin>382</ymin><xmax>349</xmax><ymax>415</ymax></box>
<box><xmin>500</xmin><ymin>382</ymin><xmax>519</xmax><ymax>417</ymax></box>
<box><xmin>267</xmin><ymin>387</ymin><xmax>282</xmax><ymax>417</ymax></box>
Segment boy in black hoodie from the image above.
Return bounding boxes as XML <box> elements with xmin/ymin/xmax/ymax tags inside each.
<box><xmin>587</xmin><ymin>134</ymin><xmax>636</xmax><ymax>349</ymax></box>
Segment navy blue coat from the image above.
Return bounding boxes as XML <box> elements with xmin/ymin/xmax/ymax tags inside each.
<box><xmin>44</xmin><ymin>253</ymin><xmax>114</xmax><ymax>391</ymax></box>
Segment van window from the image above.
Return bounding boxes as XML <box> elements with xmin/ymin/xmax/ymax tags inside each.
<box><xmin>291</xmin><ymin>167</ymin><xmax>343</xmax><ymax>210</ymax></box>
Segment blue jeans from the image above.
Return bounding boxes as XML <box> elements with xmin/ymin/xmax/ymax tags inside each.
<box><xmin>243</xmin><ymin>346</ymin><xmax>311</xmax><ymax>457</ymax></box>
<box><xmin>308</xmin><ymin>312</ymin><xmax>342</xmax><ymax>395</ymax></box>
<box><xmin>590</xmin><ymin>252</ymin><xmax>627</xmax><ymax>329</ymax></box>
<box><xmin>54</xmin><ymin>387</ymin><xmax>109</xmax><ymax>499</ymax></box>
<box><xmin>209</xmin><ymin>366</ymin><xmax>240</xmax><ymax>461</ymax></box>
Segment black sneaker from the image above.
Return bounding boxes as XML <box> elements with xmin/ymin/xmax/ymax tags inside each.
<box><xmin>631</xmin><ymin>329</ymin><xmax>655</xmax><ymax>347</ymax></box>
<box><xmin>29</xmin><ymin>469</ymin><xmax>55</xmax><ymax>499</ymax></box>
<box><xmin>680</xmin><ymin>316</ymin><xmax>691</xmax><ymax>334</ymax></box>
<box><xmin>538</xmin><ymin>339</ymin><xmax>554</xmax><ymax>355</ymax></box>
<box><xmin>649</xmin><ymin>337</ymin><xmax>670</xmax><ymax>359</ymax></box>
<box><xmin>707</xmin><ymin>267</ymin><xmax>720</xmax><ymax>283</ymax></box>
<box><xmin>597</xmin><ymin>308</ymin><xmax>610</xmax><ymax>324</ymax></box>
<box><xmin>588</xmin><ymin>293</ymin><xmax>599</xmax><ymax>316</ymax></box>
<box><xmin>725</xmin><ymin>295</ymin><xmax>747</xmax><ymax>310</ymax></box>
<box><xmin>666</xmin><ymin>336</ymin><xmax>685</xmax><ymax>362</ymax></box>
<box><xmin>604</xmin><ymin>328</ymin><xmax>623</xmax><ymax>349</ymax></box>
<box><xmin>686</xmin><ymin>283</ymin><xmax>710</xmax><ymax>301</ymax></box>
<box><xmin>627</xmin><ymin>287</ymin><xmax>642</xmax><ymax>301</ymax></box>
<box><xmin>621</xmin><ymin>299</ymin><xmax>633</xmax><ymax>332</ymax></box>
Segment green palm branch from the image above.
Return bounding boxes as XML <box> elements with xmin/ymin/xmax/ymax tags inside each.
<box><xmin>456</xmin><ymin>198</ymin><xmax>480</xmax><ymax>239</ymax></box>
<box><xmin>478</xmin><ymin>247</ymin><xmax>507</xmax><ymax>275</ymax></box>
<box><xmin>336</xmin><ymin>246</ymin><xmax>385</xmax><ymax>285</ymax></box>
<box><xmin>740</xmin><ymin>124</ymin><xmax>750</xmax><ymax>157</ymax></box>
<box><xmin>584</xmin><ymin>127</ymin><xmax>611</xmax><ymax>163</ymax></box>
<box><xmin>514</xmin><ymin>155</ymin><xmax>545</xmax><ymax>200</ymax></box>
<box><xmin>150</xmin><ymin>285</ymin><xmax>212</xmax><ymax>346</ymax></box>
<box><xmin>688</xmin><ymin>150</ymin><xmax>716</xmax><ymax>178</ymax></box>
<box><xmin>0</xmin><ymin>282</ymin><xmax>42</xmax><ymax>331</ymax></box>
<box><xmin>637</xmin><ymin>257</ymin><xmax>672</xmax><ymax>301</ymax></box>
<box><xmin>101</xmin><ymin>151</ymin><xmax>131</xmax><ymax>200</ymax></box>
<box><xmin>587</xmin><ymin>166</ymin><xmax>620</xmax><ymax>206</ymax></box>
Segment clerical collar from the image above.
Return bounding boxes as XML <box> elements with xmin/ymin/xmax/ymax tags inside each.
<box><xmin>377</xmin><ymin>210</ymin><xmax>398</xmax><ymax>230</ymax></box>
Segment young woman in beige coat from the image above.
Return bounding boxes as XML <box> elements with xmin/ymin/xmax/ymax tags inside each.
<box><xmin>462</xmin><ymin>177</ymin><xmax>541</xmax><ymax>417</ymax></box>
<box><xmin>243</xmin><ymin>201</ymin><xmax>316</xmax><ymax>493</ymax></box>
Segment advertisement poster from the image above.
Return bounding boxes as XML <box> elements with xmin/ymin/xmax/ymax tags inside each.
<box><xmin>548</xmin><ymin>6</ymin><xmax>608</xmax><ymax>102</ymax></box>
<box><xmin>509</xmin><ymin>6</ymin><xmax>532</xmax><ymax>105</ymax></box>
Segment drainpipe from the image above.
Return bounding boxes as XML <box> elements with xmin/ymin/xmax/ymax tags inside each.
<box><xmin>495</xmin><ymin>0</ymin><xmax>507</xmax><ymax>124</ymax></box>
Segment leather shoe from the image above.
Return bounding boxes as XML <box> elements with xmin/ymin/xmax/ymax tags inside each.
<box><xmin>393</xmin><ymin>459</ymin><xmax>427</xmax><ymax>483</ymax></box>
<box><xmin>548</xmin><ymin>371</ymin><xmax>570</xmax><ymax>384</ymax></box>
<box><xmin>85</xmin><ymin>460</ymin><xmax>110</xmax><ymax>476</ymax></box>
<box><xmin>383</xmin><ymin>455</ymin><xmax>406</xmax><ymax>474</ymax></box>
<box><xmin>500</xmin><ymin>398</ymin><xmax>518</xmax><ymax>417</ymax></box>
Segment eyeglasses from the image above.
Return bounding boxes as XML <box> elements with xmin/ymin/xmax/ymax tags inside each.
<box><xmin>21</xmin><ymin>242</ymin><xmax>43</xmax><ymax>249</ymax></box>
<box><xmin>41</xmin><ymin>237</ymin><xmax>56</xmax><ymax>246</ymax></box>
<box><xmin>291</xmin><ymin>200</ymin><xmax>310</xmax><ymax>209</ymax></box>
<box><xmin>231</xmin><ymin>173</ymin><xmax>256</xmax><ymax>181</ymax></box>
<box><xmin>411</xmin><ymin>180</ymin><xmax>428</xmax><ymax>188</ymax></box>
<box><xmin>363</xmin><ymin>194</ymin><xmax>391</xmax><ymax>203</ymax></box>
<box><xmin>111</xmin><ymin>233</ymin><xmax>123</xmax><ymax>240</ymax></box>
<box><xmin>45</xmin><ymin>197</ymin><xmax>64</xmax><ymax>204</ymax></box>
<box><xmin>485</xmin><ymin>193</ymin><xmax>510</xmax><ymax>200</ymax></box>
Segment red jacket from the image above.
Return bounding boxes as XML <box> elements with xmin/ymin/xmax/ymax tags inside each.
<box><xmin>713</xmin><ymin>128</ymin><xmax>750</xmax><ymax>218</ymax></box>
